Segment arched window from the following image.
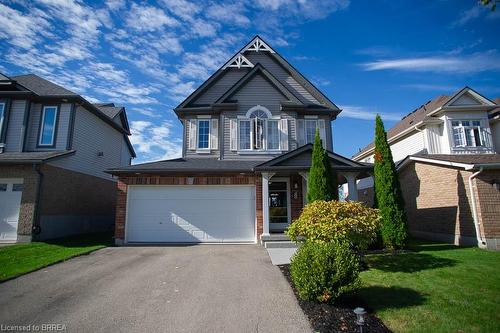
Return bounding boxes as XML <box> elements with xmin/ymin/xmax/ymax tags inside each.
<box><xmin>239</xmin><ymin>106</ymin><xmax>280</xmax><ymax>151</ymax></box>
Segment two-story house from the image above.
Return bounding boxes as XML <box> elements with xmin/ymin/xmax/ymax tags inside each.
<box><xmin>352</xmin><ymin>87</ymin><xmax>500</xmax><ymax>250</ymax></box>
<box><xmin>0</xmin><ymin>73</ymin><xmax>135</xmax><ymax>243</ymax></box>
<box><xmin>108</xmin><ymin>36</ymin><xmax>370</xmax><ymax>245</ymax></box>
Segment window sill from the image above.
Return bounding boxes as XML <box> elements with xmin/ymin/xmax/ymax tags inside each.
<box><xmin>237</xmin><ymin>150</ymin><xmax>283</xmax><ymax>155</ymax></box>
<box><xmin>195</xmin><ymin>149</ymin><xmax>212</xmax><ymax>154</ymax></box>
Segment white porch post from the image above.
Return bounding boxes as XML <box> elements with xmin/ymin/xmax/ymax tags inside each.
<box><xmin>299</xmin><ymin>171</ymin><xmax>308</xmax><ymax>206</ymax></box>
<box><xmin>261</xmin><ymin>172</ymin><xmax>275</xmax><ymax>236</ymax></box>
<box><xmin>344</xmin><ymin>172</ymin><xmax>359</xmax><ymax>201</ymax></box>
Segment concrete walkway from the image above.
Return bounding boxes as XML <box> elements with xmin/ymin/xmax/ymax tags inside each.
<box><xmin>0</xmin><ymin>245</ymin><xmax>311</xmax><ymax>333</ymax></box>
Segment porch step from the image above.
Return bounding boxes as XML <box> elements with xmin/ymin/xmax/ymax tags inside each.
<box><xmin>264</xmin><ymin>241</ymin><xmax>297</xmax><ymax>249</ymax></box>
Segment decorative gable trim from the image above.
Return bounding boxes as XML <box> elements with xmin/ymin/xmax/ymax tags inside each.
<box><xmin>243</xmin><ymin>36</ymin><xmax>275</xmax><ymax>53</ymax></box>
<box><xmin>223</xmin><ymin>54</ymin><xmax>254</xmax><ymax>69</ymax></box>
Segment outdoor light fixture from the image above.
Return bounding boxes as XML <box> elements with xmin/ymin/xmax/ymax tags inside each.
<box><xmin>491</xmin><ymin>180</ymin><xmax>500</xmax><ymax>191</ymax></box>
<box><xmin>353</xmin><ymin>307</ymin><xmax>367</xmax><ymax>333</ymax></box>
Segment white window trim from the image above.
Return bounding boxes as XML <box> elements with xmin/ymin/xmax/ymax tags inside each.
<box><xmin>0</xmin><ymin>102</ymin><xmax>5</xmax><ymax>137</ymax></box>
<box><xmin>266</xmin><ymin>119</ymin><xmax>281</xmax><ymax>151</ymax></box>
<box><xmin>38</xmin><ymin>105</ymin><xmax>58</xmax><ymax>147</ymax></box>
<box><xmin>450</xmin><ymin>119</ymin><xmax>485</xmax><ymax>148</ymax></box>
<box><xmin>304</xmin><ymin>119</ymin><xmax>318</xmax><ymax>144</ymax></box>
<box><xmin>196</xmin><ymin>119</ymin><xmax>211</xmax><ymax>151</ymax></box>
<box><xmin>238</xmin><ymin>119</ymin><xmax>252</xmax><ymax>151</ymax></box>
<box><xmin>237</xmin><ymin>106</ymin><xmax>283</xmax><ymax>153</ymax></box>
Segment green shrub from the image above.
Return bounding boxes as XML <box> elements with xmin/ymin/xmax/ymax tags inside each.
<box><xmin>290</xmin><ymin>240</ymin><xmax>360</xmax><ymax>302</ymax></box>
<box><xmin>307</xmin><ymin>128</ymin><xmax>337</xmax><ymax>202</ymax></box>
<box><xmin>286</xmin><ymin>200</ymin><xmax>380</xmax><ymax>250</ymax></box>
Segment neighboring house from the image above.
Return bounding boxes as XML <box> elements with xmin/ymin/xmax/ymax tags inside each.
<box><xmin>108</xmin><ymin>36</ymin><xmax>370</xmax><ymax>245</ymax></box>
<box><xmin>352</xmin><ymin>87</ymin><xmax>500</xmax><ymax>250</ymax></box>
<box><xmin>0</xmin><ymin>73</ymin><xmax>135</xmax><ymax>243</ymax></box>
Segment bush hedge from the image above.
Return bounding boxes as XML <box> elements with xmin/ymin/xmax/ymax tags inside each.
<box><xmin>286</xmin><ymin>200</ymin><xmax>380</xmax><ymax>250</ymax></box>
<box><xmin>290</xmin><ymin>240</ymin><xmax>360</xmax><ymax>302</ymax></box>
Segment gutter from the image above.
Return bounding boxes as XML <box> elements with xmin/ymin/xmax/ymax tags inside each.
<box><xmin>32</xmin><ymin>164</ymin><xmax>44</xmax><ymax>239</ymax></box>
<box><xmin>468</xmin><ymin>167</ymin><xmax>486</xmax><ymax>248</ymax></box>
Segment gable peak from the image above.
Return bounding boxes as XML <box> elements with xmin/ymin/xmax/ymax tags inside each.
<box><xmin>243</xmin><ymin>36</ymin><xmax>275</xmax><ymax>53</ymax></box>
<box><xmin>223</xmin><ymin>53</ymin><xmax>254</xmax><ymax>69</ymax></box>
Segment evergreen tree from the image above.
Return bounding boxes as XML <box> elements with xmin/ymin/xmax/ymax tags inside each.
<box><xmin>307</xmin><ymin>129</ymin><xmax>337</xmax><ymax>202</ymax></box>
<box><xmin>373</xmin><ymin>115</ymin><xmax>408</xmax><ymax>249</ymax></box>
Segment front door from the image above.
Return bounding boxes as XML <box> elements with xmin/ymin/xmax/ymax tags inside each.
<box><xmin>268</xmin><ymin>179</ymin><xmax>290</xmax><ymax>232</ymax></box>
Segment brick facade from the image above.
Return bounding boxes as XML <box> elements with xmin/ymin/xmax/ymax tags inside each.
<box><xmin>399</xmin><ymin>161</ymin><xmax>500</xmax><ymax>249</ymax></box>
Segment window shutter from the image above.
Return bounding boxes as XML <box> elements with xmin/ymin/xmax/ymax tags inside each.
<box><xmin>279</xmin><ymin>118</ymin><xmax>289</xmax><ymax>151</ymax></box>
<box><xmin>230</xmin><ymin>118</ymin><xmax>237</xmax><ymax>151</ymax></box>
<box><xmin>318</xmin><ymin>119</ymin><xmax>326</xmax><ymax>148</ymax></box>
<box><xmin>188</xmin><ymin>119</ymin><xmax>196</xmax><ymax>150</ymax></box>
<box><xmin>297</xmin><ymin>119</ymin><xmax>305</xmax><ymax>147</ymax></box>
<box><xmin>210</xmin><ymin>119</ymin><xmax>218</xmax><ymax>150</ymax></box>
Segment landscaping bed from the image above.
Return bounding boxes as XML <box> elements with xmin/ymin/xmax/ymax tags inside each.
<box><xmin>279</xmin><ymin>264</ymin><xmax>390</xmax><ymax>333</ymax></box>
<box><xmin>0</xmin><ymin>233</ymin><xmax>112</xmax><ymax>282</ymax></box>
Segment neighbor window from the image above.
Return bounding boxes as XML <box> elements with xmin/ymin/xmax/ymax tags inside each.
<box><xmin>0</xmin><ymin>102</ymin><xmax>5</xmax><ymax>137</ymax></box>
<box><xmin>451</xmin><ymin>120</ymin><xmax>483</xmax><ymax>147</ymax></box>
<box><xmin>197</xmin><ymin>119</ymin><xmax>210</xmax><ymax>149</ymax></box>
<box><xmin>38</xmin><ymin>106</ymin><xmax>58</xmax><ymax>146</ymax></box>
<box><xmin>305</xmin><ymin>119</ymin><xmax>318</xmax><ymax>144</ymax></box>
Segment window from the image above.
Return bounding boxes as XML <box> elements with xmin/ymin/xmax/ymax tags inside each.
<box><xmin>267</xmin><ymin>120</ymin><xmax>280</xmax><ymax>150</ymax></box>
<box><xmin>0</xmin><ymin>184</ymin><xmax>6</xmax><ymax>192</ymax></box>
<box><xmin>197</xmin><ymin>119</ymin><xmax>210</xmax><ymax>149</ymax></box>
<box><xmin>239</xmin><ymin>120</ymin><xmax>251</xmax><ymax>150</ymax></box>
<box><xmin>451</xmin><ymin>120</ymin><xmax>483</xmax><ymax>148</ymax></box>
<box><xmin>305</xmin><ymin>120</ymin><xmax>318</xmax><ymax>144</ymax></box>
<box><xmin>0</xmin><ymin>102</ymin><xmax>5</xmax><ymax>137</ymax></box>
<box><xmin>39</xmin><ymin>106</ymin><xmax>58</xmax><ymax>146</ymax></box>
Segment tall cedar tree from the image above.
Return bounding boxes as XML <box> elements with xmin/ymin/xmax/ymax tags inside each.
<box><xmin>374</xmin><ymin>115</ymin><xmax>408</xmax><ymax>249</ymax></box>
<box><xmin>307</xmin><ymin>129</ymin><xmax>337</xmax><ymax>202</ymax></box>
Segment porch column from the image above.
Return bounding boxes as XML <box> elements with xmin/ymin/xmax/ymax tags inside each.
<box><xmin>299</xmin><ymin>171</ymin><xmax>308</xmax><ymax>206</ymax></box>
<box><xmin>261</xmin><ymin>172</ymin><xmax>275</xmax><ymax>236</ymax></box>
<box><xmin>344</xmin><ymin>172</ymin><xmax>359</xmax><ymax>201</ymax></box>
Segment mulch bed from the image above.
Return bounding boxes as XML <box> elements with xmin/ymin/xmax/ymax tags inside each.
<box><xmin>279</xmin><ymin>264</ymin><xmax>391</xmax><ymax>333</ymax></box>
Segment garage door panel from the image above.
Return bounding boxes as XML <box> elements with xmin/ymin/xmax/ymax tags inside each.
<box><xmin>126</xmin><ymin>186</ymin><xmax>255</xmax><ymax>243</ymax></box>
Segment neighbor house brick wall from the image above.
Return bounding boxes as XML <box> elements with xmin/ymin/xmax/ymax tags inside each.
<box><xmin>475</xmin><ymin>170</ymin><xmax>500</xmax><ymax>249</ymax></box>
<box><xmin>399</xmin><ymin>161</ymin><xmax>478</xmax><ymax>245</ymax></box>
<box><xmin>114</xmin><ymin>173</ymin><xmax>260</xmax><ymax>244</ymax></box>
<box><xmin>0</xmin><ymin>164</ymin><xmax>40</xmax><ymax>241</ymax></box>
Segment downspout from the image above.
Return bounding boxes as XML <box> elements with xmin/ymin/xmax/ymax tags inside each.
<box><xmin>468</xmin><ymin>167</ymin><xmax>486</xmax><ymax>248</ymax></box>
<box><xmin>32</xmin><ymin>163</ymin><xmax>44</xmax><ymax>240</ymax></box>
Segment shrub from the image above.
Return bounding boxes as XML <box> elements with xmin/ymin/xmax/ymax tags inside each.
<box><xmin>286</xmin><ymin>200</ymin><xmax>380</xmax><ymax>250</ymax></box>
<box><xmin>373</xmin><ymin>114</ymin><xmax>408</xmax><ymax>249</ymax></box>
<box><xmin>290</xmin><ymin>240</ymin><xmax>360</xmax><ymax>302</ymax></box>
<box><xmin>307</xmin><ymin>128</ymin><xmax>337</xmax><ymax>202</ymax></box>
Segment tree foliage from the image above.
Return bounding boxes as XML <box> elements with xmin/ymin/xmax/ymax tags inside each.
<box><xmin>373</xmin><ymin>115</ymin><xmax>408</xmax><ymax>249</ymax></box>
<box><xmin>307</xmin><ymin>129</ymin><xmax>337</xmax><ymax>202</ymax></box>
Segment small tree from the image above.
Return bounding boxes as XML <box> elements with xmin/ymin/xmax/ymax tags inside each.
<box><xmin>374</xmin><ymin>115</ymin><xmax>408</xmax><ymax>249</ymax></box>
<box><xmin>307</xmin><ymin>129</ymin><xmax>337</xmax><ymax>202</ymax></box>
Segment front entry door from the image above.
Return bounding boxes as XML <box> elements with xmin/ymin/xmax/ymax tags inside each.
<box><xmin>269</xmin><ymin>179</ymin><xmax>290</xmax><ymax>232</ymax></box>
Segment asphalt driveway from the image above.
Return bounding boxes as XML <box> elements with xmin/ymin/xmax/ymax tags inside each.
<box><xmin>0</xmin><ymin>245</ymin><xmax>311</xmax><ymax>333</ymax></box>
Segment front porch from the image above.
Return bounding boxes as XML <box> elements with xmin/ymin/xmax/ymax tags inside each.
<box><xmin>254</xmin><ymin>144</ymin><xmax>373</xmax><ymax>241</ymax></box>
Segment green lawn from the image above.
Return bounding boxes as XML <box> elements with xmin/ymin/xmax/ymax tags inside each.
<box><xmin>0</xmin><ymin>233</ymin><xmax>112</xmax><ymax>282</ymax></box>
<box><xmin>357</xmin><ymin>242</ymin><xmax>500</xmax><ymax>333</ymax></box>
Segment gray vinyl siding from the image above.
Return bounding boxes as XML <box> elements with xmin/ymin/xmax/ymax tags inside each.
<box><xmin>5</xmin><ymin>100</ymin><xmax>27</xmax><ymax>152</ymax></box>
<box><xmin>244</xmin><ymin>52</ymin><xmax>320</xmax><ymax>105</ymax></box>
<box><xmin>49</xmin><ymin>105</ymin><xmax>129</xmax><ymax>180</ymax></box>
<box><xmin>191</xmin><ymin>69</ymin><xmax>249</xmax><ymax>105</ymax></box>
<box><xmin>25</xmin><ymin>103</ymin><xmax>71</xmax><ymax>151</ymax></box>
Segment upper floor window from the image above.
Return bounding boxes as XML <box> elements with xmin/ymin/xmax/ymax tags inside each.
<box><xmin>305</xmin><ymin>119</ymin><xmax>318</xmax><ymax>144</ymax></box>
<box><xmin>451</xmin><ymin>120</ymin><xmax>483</xmax><ymax>148</ymax></box>
<box><xmin>238</xmin><ymin>106</ymin><xmax>282</xmax><ymax>151</ymax></box>
<box><xmin>0</xmin><ymin>102</ymin><xmax>5</xmax><ymax>138</ymax></box>
<box><xmin>197</xmin><ymin>119</ymin><xmax>210</xmax><ymax>149</ymax></box>
<box><xmin>38</xmin><ymin>106</ymin><xmax>58</xmax><ymax>147</ymax></box>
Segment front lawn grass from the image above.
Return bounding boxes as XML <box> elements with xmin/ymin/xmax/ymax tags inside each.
<box><xmin>0</xmin><ymin>233</ymin><xmax>112</xmax><ymax>282</ymax></box>
<box><xmin>357</xmin><ymin>241</ymin><xmax>500</xmax><ymax>333</ymax></box>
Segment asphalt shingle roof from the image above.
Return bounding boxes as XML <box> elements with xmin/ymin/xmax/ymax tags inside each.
<box><xmin>108</xmin><ymin>158</ymin><xmax>264</xmax><ymax>174</ymax></box>
<box><xmin>12</xmin><ymin>74</ymin><xmax>77</xmax><ymax>96</ymax></box>
<box><xmin>413</xmin><ymin>153</ymin><xmax>500</xmax><ymax>165</ymax></box>
<box><xmin>0</xmin><ymin>150</ymin><xmax>75</xmax><ymax>163</ymax></box>
<box><xmin>93</xmin><ymin>104</ymin><xmax>123</xmax><ymax>119</ymax></box>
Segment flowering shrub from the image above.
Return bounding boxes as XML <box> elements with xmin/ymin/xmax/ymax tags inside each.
<box><xmin>286</xmin><ymin>200</ymin><xmax>381</xmax><ymax>250</ymax></box>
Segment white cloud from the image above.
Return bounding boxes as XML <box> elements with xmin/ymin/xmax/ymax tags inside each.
<box><xmin>254</xmin><ymin>0</ymin><xmax>349</xmax><ymax>20</ymax></box>
<box><xmin>106</xmin><ymin>0</ymin><xmax>126</xmax><ymax>11</ymax></box>
<box><xmin>126</xmin><ymin>4</ymin><xmax>179</xmax><ymax>32</ymax></box>
<box><xmin>206</xmin><ymin>3</ymin><xmax>250</xmax><ymax>26</ymax></box>
<box><xmin>361</xmin><ymin>50</ymin><xmax>500</xmax><ymax>73</ymax></box>
<box><xmin>161</xmin><ymin>0</ymin><xmax>201</xmax><ymax>20</ymax></box>
<box><xmin>452</xmin><ymin>4</ymin><xmax>500</xmax><ymax>27</ymax></box>
<box><xmin>0</xmin><ymin>4</ymin><xmax>51</xmax><ymax>49</ymax></box>
<box><xmin>340</xmin><ymin>105</ymin><xmax>402</xmax><ymax>121</ymax></box>
<box><xmin>130</xmin><ymin>120</ymin><xmax>182</xmax><ymax>162</ymax></box>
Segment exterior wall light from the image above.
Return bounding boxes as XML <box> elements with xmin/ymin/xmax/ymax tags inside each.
<box><xmin>353</xmin><ymin>307</ymin><xmax>367</xmax><ymax>333</ymax></box>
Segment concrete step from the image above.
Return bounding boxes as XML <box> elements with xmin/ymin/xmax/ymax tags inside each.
<box><xmin>264</xmin><ymin>241</ymin><xmax>298</xmax><ymax>249</ymax></box>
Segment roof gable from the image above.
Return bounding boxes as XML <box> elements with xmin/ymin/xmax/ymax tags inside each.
<box><xmin>444</xmin><ymin>87</ymin><xmax>496</xmax><ymax>108</ymax></box>
<box><xmin>175</xmin><ymin>36</ymin><xmax>339</xmax><ymax>113</ymax></box>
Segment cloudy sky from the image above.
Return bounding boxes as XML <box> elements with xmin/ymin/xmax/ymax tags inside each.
<box><xmin>1</xmin><ymin>0</ymin><xmax>499</xmax><ymax>162</ymax></box>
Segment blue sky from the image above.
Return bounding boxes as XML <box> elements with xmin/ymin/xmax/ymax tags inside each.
<box><xmin>1</xmin><ymin>0</ymin><xmax>499</xmax><ymax>163</ymax></box>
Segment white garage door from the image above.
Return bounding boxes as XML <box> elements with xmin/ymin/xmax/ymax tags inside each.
<box><xmin>0</xmin><ymin>179</ymin><xmax>24</xmax><ymax>242</ymax></box>
<box><xmin>126</xmin><ymin>186</ymin><xmax>256</xmax><ymax>243</ymax></box>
